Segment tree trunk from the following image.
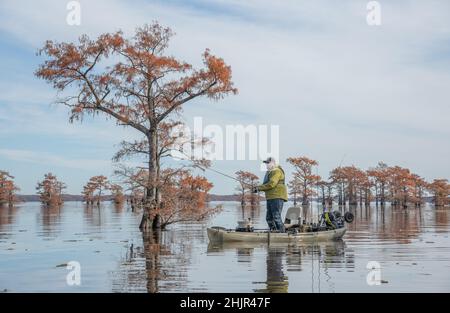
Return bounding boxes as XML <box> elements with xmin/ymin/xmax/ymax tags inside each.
<box><xmin>321</xmin><ymin>186</ymin><xmax>325</xmax><ymax>205</ymax></box>
<box><xmin>302</xmin><ymin>194</ymin><xmax>308</xmax><ymax>206</ymax></box>
<box><xmin>140</xmin><ymin>127</ymin><xmax>160</xmax><ymax>231</ymax></box>
<box><xmin>250</xmin><ymin>185</ymin><xmax>256</xmax><ymax>206</ymax></box>
<box><xmin>302</xmin><ymin>182</ymin><xmax>308</xmax><ymax>205</ymax></box>
<box><xmin>338</xmin><ymin>184</ymin><xmax>343</xmax><ymax>206</ymax></box>
<box><xmin>342</xmin><ymin>182</ymin><xmax>347</xmax><ymax>206</ymax></box>
<box><xmin>326</xmin><ymin>186</ymin><xmax>333</xmax><ymax>207</ymax></box>
<box><xmin>375</xmin><ymin>184</ymin><xmax>379</xmax><ymax>206</ymax></box>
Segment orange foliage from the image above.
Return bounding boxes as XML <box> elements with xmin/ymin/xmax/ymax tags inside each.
<box><xmin>0</xmin><ymin>170</ymin><xmax>20</xmax><ymax>206</ymax></box>
<box><xmin>367</xmin><ymin>162</ymin><xmax>390</xmax><ymax>204</ymax></box>
<box><xmin>110</xmin><ymin>184</ymin><xmax>125</xmax><ymax>204</ymax></box>
<box><xmin>287</xmin><ymin>156</ymin><xmax>321</xmax><ymax>205</ymax></box>
<box><xmin>330</xmin><ymin>166</ymin><xmax>368</xmax><ymax>205</ymax></box>
<box><xmin>35</xmin><ymin>22</ymin><xmax>237</xmax><ymax>128</ymax></box>
<box><xmin>36</xmin><ymin>22</ymin><xmax>237</xmax><ymax>229</ymax></box>
<box><xmin>428</xmin><ymin>179</ymin><xmax>449</xmax><ymax>207</ymax></box>
<box><xmin>235</xmin><ymin>170</ymin><xmax>259</xmax><ymax>205</ymax></box>
<box><xmin>386</xmin><ymin>166</ymin><xmax>418</xmax><ymax>208</ymax></box>
<box><xmin>82</xmin><ymin>175</ymin><xmax>110</xmax><ymax>205</ymax></box>
<box><xmin>156</xmin><ymin>169</ymin><xmax>218</xmax><ymax>228</ymax></box>
<box><xmin>36</xmin><ymin>173</ymin><xmax>66</xmax><ymax>206</ymax></box>
<box><xmin>327</xmin><ymin>162</ymin><xmax>430</xmax><ymax>208</ymax></box>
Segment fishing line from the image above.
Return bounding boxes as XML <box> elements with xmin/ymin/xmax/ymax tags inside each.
<box><xmin>197</xmin><ymin>165</ymin><xmax>254</xmax><ymax>188</ymax></box>
<box><xmin>169</xmin><ymin>150</ymin><xmax>254</xmax><ymax>188</ymax></box>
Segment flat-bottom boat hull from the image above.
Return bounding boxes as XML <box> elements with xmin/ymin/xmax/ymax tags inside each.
<box><xmin>207</xmin><ymin>227</ymin><xmax>346</xmax><ymax>243</ymax></box>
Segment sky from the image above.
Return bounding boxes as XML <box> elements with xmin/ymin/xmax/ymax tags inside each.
<box><xmin>0</xmin><ymin>0</ymin><xmax>449</xmax><ymax>195</ymax></box>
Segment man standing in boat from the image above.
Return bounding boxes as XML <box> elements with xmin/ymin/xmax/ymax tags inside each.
<box><xmin>253</xmin><ymin>157</ymin><xmax>288</xmax><ymax>232</ymax></box>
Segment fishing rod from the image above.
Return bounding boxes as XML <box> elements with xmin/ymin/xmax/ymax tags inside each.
<box><xmin>169</xmin><ymin>150</ymin><xmax>255</xmax><ymax>188</ymax></box>
<box><xmin>195</xmin><ymin>164</ymin><xmax>255</xmax><ymax>188</ymax></box>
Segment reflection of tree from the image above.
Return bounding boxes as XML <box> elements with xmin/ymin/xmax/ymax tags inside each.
<box><xmin>83</xmin><ymin>204</ymin><xmax>104</xmax><ymax>227</ymax></box>
<box><xmin>113</xmin><ymin>201</ymin><xmax>125</xmax><ymax>214</ymax></box>
<box><xmin>112</xmin><ymin>226</ymin><xmax>198</xmax><ymax>293</ymax></box>
<box><xmin>346</xmin><ymin>204</ymin><xmax>424</xmax><ymax>244</ymax></box>
<box><xmin>0</xmin><ymin>205</ymin><xmax>19</xmax><ymax>231</ymax></box>
<box><xmin>112</xmin><ymin>231</ymin><xmax>172</xmax><ymax>293</ymax></box>
<box><xmin>434</xmin><ymin>208</ymin><xmax>449</xmax><ymax>232</ymax></box>
<box><xmin>143</xmin><ymin>231</ymin><xmax>163</xmax><ymax>293</ymax></box>
<box><xmin>40</xmin><ymin>204</ymin><xmax>62</xmax><ymax>237</ymax></box>
<box><xmin>111</xmin><ymin>242</ymin><xmax>147</xmax><ymax>292</ymax></box>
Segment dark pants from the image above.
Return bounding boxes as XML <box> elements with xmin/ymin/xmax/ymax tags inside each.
<box><xmin>266</xmin><ymin>199</ymin><xmax>285</xmax><ymax>232</ymax></box>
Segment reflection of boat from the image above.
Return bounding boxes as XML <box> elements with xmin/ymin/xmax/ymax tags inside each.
<box><xmin>207</xmin><ymin>239</ymin><xmax>349</xmax><ymax>293</ymax></box>
<box><xmin>207</xmin><ymin>238</ymin><xmax>346</xmax><ymax>252</ymax></box>
<box><xmin>207</xmin><ymin>226</ymin><xmax>346</xmax><ymax>243</ymax></box>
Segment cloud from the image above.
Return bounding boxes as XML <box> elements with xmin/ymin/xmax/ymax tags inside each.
<box><xmin>0</xmin><ymin>95</ymin><xmax>140</xmax><ymax>147</ymax></box>
<box><xmin>0</xmin><ymin>148</ymin><xmax>111</xmax><ymax>170</ymax></box>
<box><xmin>0</xmin><ymin>0</ymin><xmax>449</xmax><ymax>194</ymax></box>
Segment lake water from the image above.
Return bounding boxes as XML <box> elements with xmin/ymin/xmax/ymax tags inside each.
<box><xmin>0</xmin><ymin>201</ymin><xmax>449</xmax><ymax>292</ymax></box>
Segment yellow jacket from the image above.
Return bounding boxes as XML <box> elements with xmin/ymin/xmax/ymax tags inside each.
<box><xmin>257</xmin><ymin>166</ymin><xmax>288</xmax><ymax>201</ymax></box>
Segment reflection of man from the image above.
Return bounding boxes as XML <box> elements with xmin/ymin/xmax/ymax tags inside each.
<box><xmin>253</xmin><ymin>157</ymin><xmax>288</xmax><ymax>232</ymax></box>
<box><xmin>254</xmin><ymin>246</ymin><xmax>288</xmax><ymax>293</ymax></box>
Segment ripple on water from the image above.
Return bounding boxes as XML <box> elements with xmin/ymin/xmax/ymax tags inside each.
<box><xmin>0</xmin><ymin>202</ymin><xmax>449</xmax><ymax>292</ymax></box>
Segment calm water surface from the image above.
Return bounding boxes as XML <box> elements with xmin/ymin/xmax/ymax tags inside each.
<box><xmin>0</xmin><ymin>201</ymin><xmax>449</xmax><ymax>292</ymax></box>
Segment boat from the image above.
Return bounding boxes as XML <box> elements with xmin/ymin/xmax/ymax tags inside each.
<box><xmin>207</xmin><ymin>226</ymin><xmax>347</xmax><ymax>243</ymax></box>
<box><xmin>207</xmin><ymin>206</ymin><xmax>354</xmax><ymax>244</ymax></box>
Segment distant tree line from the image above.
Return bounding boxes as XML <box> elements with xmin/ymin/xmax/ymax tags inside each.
<box><xmin>2</xmin><ymin>156</ymin><xmax>449</xmax><ymax>212</ymax></box>
<box><xmin>0</xmin><ymin>170</ymin><xmax>215</xmax><ymax>230</ymax></box>
<box><xmin>291</xmin><ymin>158</ymin><xmax>449</xmax><ymax>208</ymax></box>
<box><xmin>235</xmin><ymin>158</ymin><xmax>449</xmax><ymax>208</ymax></box>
